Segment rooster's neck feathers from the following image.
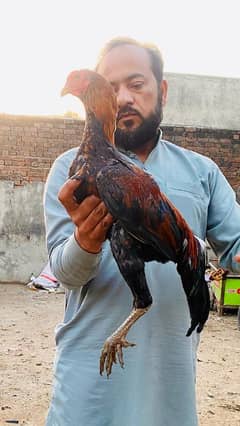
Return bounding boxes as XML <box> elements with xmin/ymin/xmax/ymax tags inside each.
<box><xmin>79</xmin><ymin>112</ymin><xmax>114</xmax><ymax>158</ymax></box>
<box><xmin>81</xmin><ymin>77</ymin><xmax>117</xmax><ymax>145</ymax></box>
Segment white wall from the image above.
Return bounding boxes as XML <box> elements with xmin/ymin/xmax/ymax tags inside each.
<box><xmin>163</xmin><ymin>73</ymin><xmax>240</xmax><ymax>130</ymax></box>
<box><xmin>0</xmin><ymin>182</ymin><xmax>46</xmax><ymax>282</ymax></box>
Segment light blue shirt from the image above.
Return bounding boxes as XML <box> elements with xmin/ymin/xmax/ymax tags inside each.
<box><xmin>44</xmin><ymin>137</ymin><xmax>240</xmax><ymax>426</ymax></box>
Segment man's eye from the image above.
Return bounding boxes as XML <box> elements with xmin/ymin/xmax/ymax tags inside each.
<box><xmin>130</xmin><ymin>81</ymin><xmax>144</xmax><ymax>90</ymax></box>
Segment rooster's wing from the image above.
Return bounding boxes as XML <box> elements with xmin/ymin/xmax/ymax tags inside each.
<box><xmin>96</xmin><ymin>159</ymin><xmax>186</xmax><ymax>263</ymax></box>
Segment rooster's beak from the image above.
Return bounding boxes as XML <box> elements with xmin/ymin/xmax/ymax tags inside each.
<box><xmin>61</xmin><ymin>86</ymin><xmax>69</xmax><ymax>97</ymax></box>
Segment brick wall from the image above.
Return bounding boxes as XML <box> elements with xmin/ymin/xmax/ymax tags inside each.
<box><xmin>163</xmin><ymin>126</ymin><xmax>240</xmax><ymax>190</ymax></box>
<box><xmin>0</xmin><ymin>114</ymin><xmax>240</xmax><ymax>190</ymax></box>
<box><xmin>0</xmin><ymin>114</ymin><xmax>84</xmax><ymax>186</ymax></box>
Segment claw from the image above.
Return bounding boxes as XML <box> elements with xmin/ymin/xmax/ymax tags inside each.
<box><xmin>99</xmin><ymin>338</ymin><xmax>136</xmax><ymax>377</ymax></box>
<box><xmin>116</xmin><ymin>343</ymin><xmax>124</xmax><ymax>368</ymax></box>
<box><xmin>99</xmin><ymin>307</ymin><xmax>150</xmax><ymax>377</ymax></box>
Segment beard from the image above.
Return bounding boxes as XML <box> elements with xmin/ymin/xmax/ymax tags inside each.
<box><xmin>115</xmin><ymin>91</ymin><xmax>163</xmax><ymax>152</ymax></box>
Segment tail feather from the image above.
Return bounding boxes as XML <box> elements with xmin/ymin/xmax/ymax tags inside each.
<box><xmin>186</xmin><ymin>278</ymin><xmax>210</xmax><ymax>336</ymax></box>
<box><xmin>177</xmin><ymin>239</ymin><xmax>210</xmax><ymax>336</ymax></box>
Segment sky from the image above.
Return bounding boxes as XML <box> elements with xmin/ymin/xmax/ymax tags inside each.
<box><xmin>0</xmin><ymin>0</ymin><xmax>239</xmax><ymax>116</ymax></box>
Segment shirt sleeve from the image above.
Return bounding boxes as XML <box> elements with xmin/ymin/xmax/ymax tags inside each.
<box><xmin>43</xmin><ymin>151</ymin><xmax>101</xmax><ymax>289</ymax></box>
<box><xmin>206</xmin><ymin>161</ymin><xmax>240</xmax><ymax>272</ymax></box>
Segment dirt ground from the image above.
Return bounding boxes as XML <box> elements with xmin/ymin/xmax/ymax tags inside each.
<box><xmin>0</xmin><ymin>283</ymin><xmax>239</xmax><ymax>426</ymax></box>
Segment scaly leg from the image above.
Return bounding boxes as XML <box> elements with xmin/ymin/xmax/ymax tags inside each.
<box><xmin>100</xmin><ymin>223</ymin><xmax>153</xmax><ymax>377</ymax></box>
<box><xmin>100</xmin><ymin>306</ymin><xmax>150</xmax><ymax>377</ymax></box>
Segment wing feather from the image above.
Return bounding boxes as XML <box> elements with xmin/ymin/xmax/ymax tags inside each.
<box><xmin>96</xmin><ymin>160</ymin><xmax>186</xmax><ymax>262</ymax></box>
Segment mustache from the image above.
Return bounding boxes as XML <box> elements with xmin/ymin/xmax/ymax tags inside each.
<box><xmin>117</xmin><ymin>107</ymin><xmax>142</xmax><ymax>122</ymax></box>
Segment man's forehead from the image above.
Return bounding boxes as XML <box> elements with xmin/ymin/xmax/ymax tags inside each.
<box><xmin>97</xmin><ymin>44</ymin><xmax>152</xmax><ymax>82</ymax></box>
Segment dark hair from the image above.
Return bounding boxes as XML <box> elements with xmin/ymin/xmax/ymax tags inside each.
<box><xmin>95</xmin><ymin>36</ymin><xmax>164</xmax><ymax>83</ymax></box>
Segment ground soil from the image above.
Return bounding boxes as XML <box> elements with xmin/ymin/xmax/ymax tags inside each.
<box><xmin>0</xmin><ymin>283</ymin><xmax>239</xmax><ymax>426</ymax></box>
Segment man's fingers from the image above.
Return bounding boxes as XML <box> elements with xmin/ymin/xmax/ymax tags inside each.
<box><xmin>102</xmin><ymin>213</ymin><xmax>114</xmax><ymax>229</ymax></box>
<box><xmin>91</xmin><ymin>202</ymin><xmax>109</xmax><ymax>221</ymax></box>
<box><xmin>58</xmin><ymin>179</ymin><xmax>113</xmax><ymax>251</ymax></box>
<box><xmin>89</xmin><ymin>213</ymin><xmax>114</xmax><ymax>239</ymax></box>
<box><xmin>76</xmin><ymin>196</ymin><xmax>103</xmax><ymax>220</ymax></box>
<box><xmin>74</xmin><ymin>212</ymin><xmax>114</xmax><ymax>253</ymax></box>
<box><xmin>58</xmin><ymin>179</ymin><xmax>100</xmax><ymax>214</ymax></box>
<box><xmin>58</xmin><ymin>179</ymin><xmax>82</xmax><ymax>210</ymax></box>
<box><xmin>78</xmin><ymin>205</ymin><xmax>113</xmax><ymax>234</ymax></box>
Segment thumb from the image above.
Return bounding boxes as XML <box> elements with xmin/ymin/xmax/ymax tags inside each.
<box><xmin>58</xmin><ymin>179</ymin><xmax>81</xmax><ymax>211</ymax></box>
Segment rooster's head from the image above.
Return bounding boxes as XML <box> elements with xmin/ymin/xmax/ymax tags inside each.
<box><xmin>61</xmin><ymin>69</ymin><xmax>94</xmax><ymax>99</ymax></box>
<box><xmin>61</xmin><ymin>69</ymin><xmax>118</xmax><ymax>144</ymax></box>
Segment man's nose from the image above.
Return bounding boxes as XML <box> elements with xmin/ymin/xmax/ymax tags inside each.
<box><xmin>117</xmin><ymin>86</ymin><xmax>134</xmax><ymax>108</ymax></box>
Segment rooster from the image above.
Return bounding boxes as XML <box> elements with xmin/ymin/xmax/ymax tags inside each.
<box><xmin>60</xmin><ymin>69</ymin><xmax>210</xmax><ymax>377</ymax></box>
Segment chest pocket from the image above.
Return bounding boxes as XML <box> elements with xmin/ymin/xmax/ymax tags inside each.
<box><xmin>166</xmin><ymin>180</ymin><xmax>206</xmax><ymax>234</ymax></box>
<box><xmin>167</xmin><ymin>181</ymin><xmax>204</xmax><ymax>200</ymax></box>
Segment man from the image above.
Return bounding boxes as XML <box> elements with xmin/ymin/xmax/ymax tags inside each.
<box><xmin>44</xmin><ymin>37</ymin><xmax>240</xmax><ymax>425</ymax></box>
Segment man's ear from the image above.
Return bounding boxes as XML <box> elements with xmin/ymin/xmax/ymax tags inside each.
<box><xmin>160</xmin><ymin>80</ymin><xmax>168</xmax><ymax>106</ymax></box>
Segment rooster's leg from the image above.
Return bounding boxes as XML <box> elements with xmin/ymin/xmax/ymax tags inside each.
<box><xmin>100</xmin><ymin>223</ymin><xmax>153</xmax><ymax>377</ymax></box>
<box><xmin>99</xmin><ymin>306</ymin><xmax>150</xmax><ymax>377</ymax></box>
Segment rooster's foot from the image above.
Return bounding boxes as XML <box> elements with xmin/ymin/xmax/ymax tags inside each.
<box><xmin>99</xmin><ymin>336</ymin><xmax>135</xmax><ymax>377</ymax></box>
<box><xmin>99</xmin><ymin>307</ymin><xmax>150</xmax><ymax>377</ymax></box>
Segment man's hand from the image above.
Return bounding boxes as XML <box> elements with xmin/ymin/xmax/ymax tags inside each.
<box><xmin>58</xmin><ymin>179</ymin><xmax>113</xmax><ymax>254</ymax></box>
<box><xmin>235</xmin><ymin>255</ymin><xmax>240</xmax><ymax>263</ymax></box>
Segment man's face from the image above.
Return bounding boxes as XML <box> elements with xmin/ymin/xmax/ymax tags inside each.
<box><xmin>97</xmin><ymin>44</ymin><xmax>167</xmax><ymax>151</ymax></box>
